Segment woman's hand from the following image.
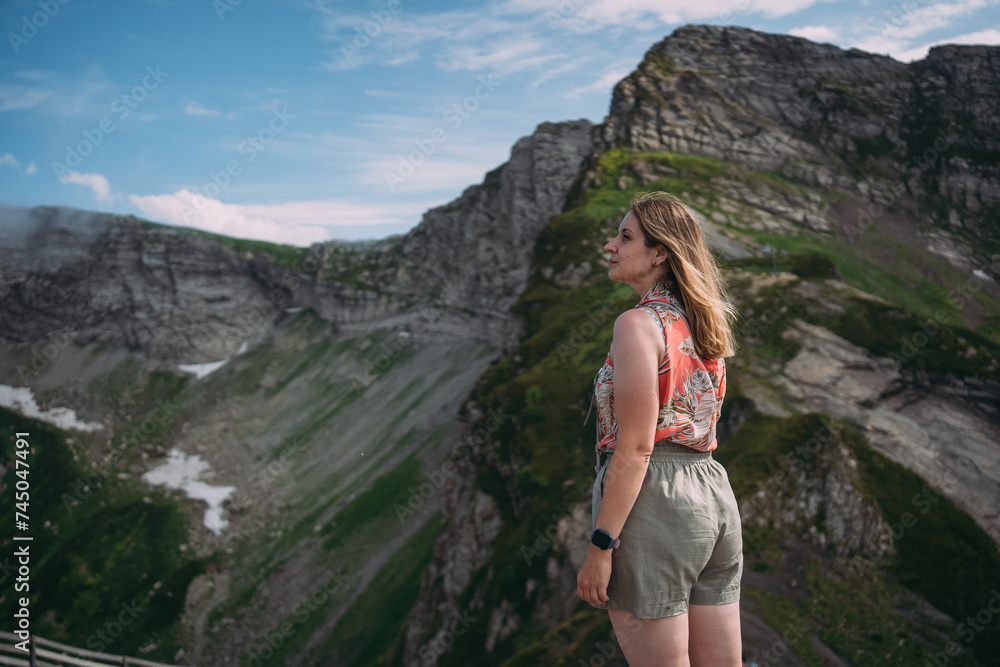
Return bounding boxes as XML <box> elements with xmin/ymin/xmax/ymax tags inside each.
<box><xmin>577</xmin><ymin>545</ymin><xmax>613</xmax><ymax>604</ymax></box>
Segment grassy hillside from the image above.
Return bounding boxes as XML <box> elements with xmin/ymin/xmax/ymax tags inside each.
<box><xmin>0</xmin><ymin>403</ymin><xmax>204</xmax><ymax>662</ymax></box>
<box><xmin>390</xmin><ymin>146</ymin><xmax>999</xmax><ymax>666</ymax></box>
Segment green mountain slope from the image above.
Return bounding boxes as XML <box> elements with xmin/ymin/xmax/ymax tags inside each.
<box><xmin>394</xmin><ymin>146</ymin><xmax>1000</xmax><ymax>667</ymax></box>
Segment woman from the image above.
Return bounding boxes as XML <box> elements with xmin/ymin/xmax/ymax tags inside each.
<box><xmin>577</xmin><ymin>191</ymin><xmax>743</xmax><ymax>666</ymax></box>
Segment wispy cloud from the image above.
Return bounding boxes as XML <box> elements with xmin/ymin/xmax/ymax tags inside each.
<box><xmin>844</xmin><ymin>0</ymin><xmax>997</xmax><ymax>61</ymax></box>
<box><xmin>497</xmin><ymin>0</ymin><xmax>838</xmax><ymax>25</ymax></box>
<box><xmin>0</xmin><ymin>71</ymin><xmax>118</xmax><ymax>118</ymax></box>
<box><xmin>313</xmin><ymin>3</ymin><xmax>567</xmax><ymax>75</ymax></box>
<box><xmin>528</xmin><ymin>61</ymin><xmax>583</xmax><ymax>89</ymax></box>
<box><xmin>185</xmin><ymin>101</ymin><xmax>221</xmax><ymax>117</ymax></box>
<box><xmin>892</xmin><ymin>25</ymin><xmax>1000</xmax><ymax>61</ymax></box>
<box><xmin>790</xmin><ymin>25</ymin><xmax>840</xmax><ymax>42</ymax></box>
<box><xmin>566</xmin><ymin>66</ymin><xmax>632</xmax><ymax>99</ymax></box>
<box><xmin>128</xmin><ymin>189</ymin><xmax>441</xmax><ymax>245</ymax></box>
<box><xmin>0</xmin><ymin>153</ymin><xmax>37</xmax><ymax>175</ymax></box>
<box><xmin>59</xmin><ymin>171</ymin><xmax>118</xmax><ymax>203</ymax></box>
<box><xmin>439</xmin><ymin>35</ymin><xmax>562</xmax><ymax>73</ymax></box>
<box><xmin>185</xmin><ymin>101</ymin><xmax>237</xmax><ymax>119</ymax></box>
<box><xmin>0</xmin><ymin>87</ymin><xmax>51</xmax><ymax>112</ymax></box>
<box><xmin>876</xmin><ymin>0</ymin><xmax>988</xmax><ymax>40</ymax></box>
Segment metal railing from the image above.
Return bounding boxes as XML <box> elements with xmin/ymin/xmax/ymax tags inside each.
<box><xmin>0</xmin><ymin>633</ymin><xmax>183</xmax><ymax>667</ymax></box>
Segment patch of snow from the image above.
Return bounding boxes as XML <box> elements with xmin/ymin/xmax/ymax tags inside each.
<box><xmin>178</xmin><ymin>341</ymin><xmax>249</xmax><ymax>378</ymax></box>
<box><xmin>285</xmin><ymin>307</ymin><xmax>304</xmax><ymax>314</ymax></box>
<box><xmin>0</xmin><ymin>385</ymin><xmax>104</xmax><ymax>432</ymax></box>
<box><xmin>178</xmin><ymin>359</ymin><xmax>229</xmax><ymax>379</ymax></box>
<box><xmin>973</xmin><ymin>269</ymin><xmax>994</xmax><ymax>282</ymax></box>
<box><xmin>142</xmin><ymin>448</ymin><xmax>236</xmax><ymax>535</ymax></box>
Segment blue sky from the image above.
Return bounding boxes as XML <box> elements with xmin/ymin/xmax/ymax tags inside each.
<box><xmin>1</xmin><ymin>0</ymin><xmax>997</xmax><ymax>245</ymax></box>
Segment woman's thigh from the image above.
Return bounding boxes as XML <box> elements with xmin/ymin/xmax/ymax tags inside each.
<box><xmin>688</xmin><ymin>601</ymin><xmax>742</xmax><ymax>667</ymax></box>
<box><xmin>608</xmin><ymin>608</ymin><xmax>690</xmax><ymax>667</ymax></box>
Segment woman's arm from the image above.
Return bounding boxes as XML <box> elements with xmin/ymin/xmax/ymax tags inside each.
<box><xmin>577</xmin><ymin>308</ymin><xmax>664</xmax><ymax>605</ymax></box>
<box><xmin>596</xmin><ymin>308</ymin><xmax>663</xmax><ymax>536</ymax></box>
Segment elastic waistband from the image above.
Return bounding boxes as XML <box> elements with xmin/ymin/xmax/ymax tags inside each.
<box><xmin>598</xmin><ymin>440</ymin><xmax>713</xmax><ymax>466</ymax></box>
<box><xmin>649</xmin><ymin>440</ymin><xmax>713</xmax><ymax>462</ymax></box>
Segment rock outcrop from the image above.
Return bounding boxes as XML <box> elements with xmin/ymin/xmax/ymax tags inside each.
<box><xmin>599</xmin><ymin>24</ymin><xmax>1000</xmax><ymax>244</ymax></box>
<box><xmin>4</xmin><ymin>22</ymin><xmax>1000</xmax><ymax>667</ymax></box>
<box><xmin>399</xmin><ymin>25</ymin><xmax>1000</xmax><ymax>667</ymax></box>
<box><xmin>0</xmin><ymin>120</ymin><xmax>595</xmax><ymax>364</ymax></box>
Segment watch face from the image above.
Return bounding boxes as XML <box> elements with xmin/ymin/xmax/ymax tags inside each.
<box><xmin>591</xmin><ymin>529</ymin><xmax>612</xmax><ymax>550</ymax></box>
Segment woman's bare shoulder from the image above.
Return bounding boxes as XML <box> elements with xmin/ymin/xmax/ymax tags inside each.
<box><xmin>612</xmin><ymin>309</ymin><xmax>666</xmax><ymax>362</ymax></box>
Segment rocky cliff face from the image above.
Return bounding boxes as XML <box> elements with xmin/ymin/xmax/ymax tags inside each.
<box><xmin>391</xmin><ymin>120</ymin><xmax>597</xmax><ymax>309</ymax></box>
<box><xmin>600</xmin><ymin>24</ymin><xmax>1000</xmax><ymax>247</ymax></box>
<box><xmin>0</xmin><ymin>120</ymin><xmax>594</xmax><ymax>365</ymax></box>
<box><xmin>0</xmin><ymin>118</ymin><xmax>595</xmax><ymax>663</ymax></box>
<box><xmin>4</xmin><ymin>23</ymin><xmax>1000</xmax><ymax>667</ymax></box>
<box><xmin>399</xmin><ymin>25</ymin><xmax>1000</xmax><ymax>667</ymax></box>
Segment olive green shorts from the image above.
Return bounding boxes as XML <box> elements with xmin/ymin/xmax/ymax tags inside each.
<box><xmin>590</xmin><ymin>441</ymin><xmax>743</xmax><ymax>619</ymax></box>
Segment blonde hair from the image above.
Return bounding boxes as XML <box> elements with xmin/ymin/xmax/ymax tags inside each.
<box><xmin>629</xmin><ymin>191</ymin><xmax>740</xmax><ymax>360</ymax></box>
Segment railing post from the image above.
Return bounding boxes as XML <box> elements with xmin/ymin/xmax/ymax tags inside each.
<box><xmin>29</xmin><ymin>635</ymin><xmax>36</xmax><ymax>667</ymax></box>
<box><xmin>122</xmin><ymin>656</ymin><xmax>128</xmax><ymax>666</ymax></box>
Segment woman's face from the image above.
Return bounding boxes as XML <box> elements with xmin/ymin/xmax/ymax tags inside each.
<box><xmin>604</xmin><ymin>210</ymin><xmax>663</xmax><ymax>288</ymax></box>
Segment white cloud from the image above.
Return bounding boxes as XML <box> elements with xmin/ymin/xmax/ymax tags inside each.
<box><xmin>566</xmin><ymin>67</ymin><xmax>632</xmax><ymax>99</ymax></box>
<box><xmin>59</xmin><ymin>171</ymin><xmax>118</xmax><ymax>204</ymax></box>
<box><xmin>0</xmin><ymin>153</ymin><xmax>22</xmax><ymax>169</ymax></box>
<box><xmin>844</xmin><ymin>0</ymin><xmax>996</xmax><ymax>61</ymax></box>
<box><xmin>891</xmin><ymin>26</ymin><xmax>1000</xmax><ymax>61</ymax></box>
<box><xmin>0</xmin><ymin>154</ymin><xmax>37</xmax><ymax>175</ymax></box>
<box><xmin>363</xmin><ymin>88</ymin><xmax>429</xmax><ymax>100</ymax></box>
<box><xmin>528</xmin><ymin>60</ymin><xmax>584</xmax><ymax>89</ymax></box>
<box><xmin>312</xmin><ymin>0</ymin><xmax>842</xmax><ymax>80</ymax></box>
<box><xmin>127</xmin><ymin>189</ymin><xmax>438</xmax><ymax>246</ymax></box>
<box><xmin>439</xmin><ymin>35</ymin><xmax>563</xmax><ymax>73</ymax></box>
<box><xmin>315</xmin><ymin>4</ymin><xmax>569</xmax><ymax>75</ymax></box>
<box><xmin>0</xmin><ymin>75</ymin><xmax>115</xmax><ymax>119</ymax></box>
<box><xmin>498</xmin><ymin>0</ymin><xmax>837</xmax><ymax>25</ymax></box>
<box><xmin>876</xmin><ymin>0</ymin><xmax>987</xmax><ymax>40</ymax></box>
<box><xmin>790</xmin><ymin>25</ymin><xmax>840</xmax><ymax>42</ymax></box>
<box><xmin>0</xmin><ymin>88</ymin><xmax>51</xmax><ymax>112</ymax></box>
<box><xmin>943</xmin><ymin>26</ymin><xmax>1000</xmax><ymax>45</ymax></box>
<box><xmin>186</xmin><ymin>101</ymin><xmax>221</xmax><ymax>117</ymax></box>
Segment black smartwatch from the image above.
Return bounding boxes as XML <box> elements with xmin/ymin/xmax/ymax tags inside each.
<box><xmin>591</xmin><ymin>528</ymin><xmax>621</xmax><ymax>550</ymax></box>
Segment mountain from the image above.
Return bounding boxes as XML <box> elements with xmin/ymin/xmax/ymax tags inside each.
<box><xmin>1</xmin><ymin>23</ymin><xmax>999</xmax><ymax>667</ymax></box>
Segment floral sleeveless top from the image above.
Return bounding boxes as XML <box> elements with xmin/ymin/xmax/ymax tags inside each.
<box><xmin>591</xmin><ymin>275</ymin><xmax>726</xmax><ymax>454</ymax></box>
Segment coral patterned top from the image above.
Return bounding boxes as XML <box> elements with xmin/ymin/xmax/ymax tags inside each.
<box><xmin>593</xmin><ymin>274</ymin><xmax>726</xmax><ymax>453</ymax></box>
